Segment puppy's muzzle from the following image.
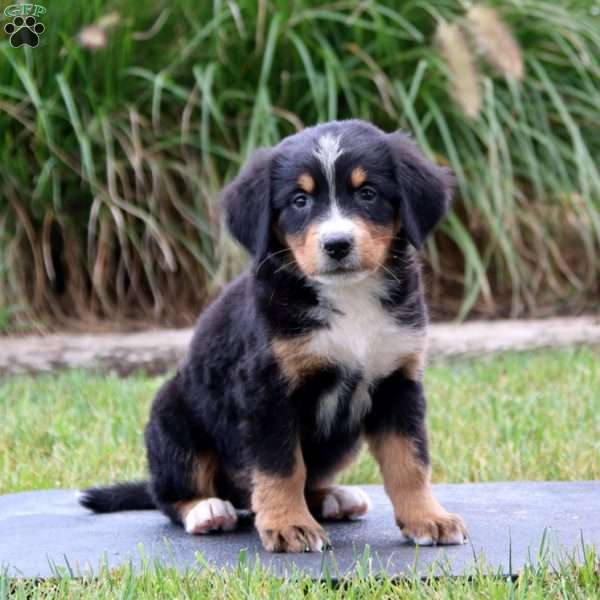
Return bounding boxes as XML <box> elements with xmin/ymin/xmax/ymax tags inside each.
<box><xmin>322</xmin><ymin>233</ymin><xmax>353</xmax><ymax>261</ymax></box>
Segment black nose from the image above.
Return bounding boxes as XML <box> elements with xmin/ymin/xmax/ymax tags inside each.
<box><xmin>322</xmin><ymin>234</ymin><xmax>353</xmax><ymax>260</ymax></box>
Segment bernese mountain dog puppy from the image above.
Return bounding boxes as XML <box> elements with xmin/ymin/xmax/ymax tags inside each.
<box><xmin>80</xmin><ymin>120</ymin><xmax>467</xmax><ymax>552</ymax></box>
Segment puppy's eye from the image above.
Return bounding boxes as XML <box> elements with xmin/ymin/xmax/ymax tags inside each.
<box><xmin>357</xmin><ymin>185</ymin><xmax>377</xmax><ymax>203</ymax></box>
<box><xmin>292</xmin><ymin>193</ymin><xmax>310</xmax><ymax>210</ymax></box>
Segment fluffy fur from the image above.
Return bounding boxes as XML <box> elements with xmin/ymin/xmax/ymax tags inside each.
<box><xmin>80</xmin><ymin>120</ymin><xmax>467</xmax><ymax>552</ymax></box>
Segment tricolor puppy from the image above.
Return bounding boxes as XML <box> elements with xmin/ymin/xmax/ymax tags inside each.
<box><xmin>80</xmin><ymin>120</ymin><xmax>467</xmax><ymax>552</ymax></box>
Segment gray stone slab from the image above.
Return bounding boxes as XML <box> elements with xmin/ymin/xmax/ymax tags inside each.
<box><xmin>1</xmin><ymin>482</ymin><xmax>598</xmax><ymax>578</ymax></box>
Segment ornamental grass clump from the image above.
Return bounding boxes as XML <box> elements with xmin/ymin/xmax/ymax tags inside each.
<box><xmin>0</xmin><ymin>1</ymin><xmax>598</xmax><ymax>329</ymax></box>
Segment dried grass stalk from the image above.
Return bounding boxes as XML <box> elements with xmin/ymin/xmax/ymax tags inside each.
<box><xmin>77</xmin><ymin>11</ymin><xmax>120</xmax><ymax>51</ymax></box>
<box><xmin>466</xmin><ymin>5</ymin><xmax>524</xmax><ymax>81</ymax></box>
<box><xmin>435</xmin><ymin>21</ymin><xmax>482</xmax><ymax>118</ymax></box>
<box><xmin>77</xmin><ymin>26</ymin><xmax>107</xmax><ymax>51</ymax></box>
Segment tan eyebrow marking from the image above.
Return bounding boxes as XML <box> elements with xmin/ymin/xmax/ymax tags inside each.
<box><xmin>297</xmin><ymin>173</ymin><xmax>315</xmax><ymax>194</ymax></box>
<box><xmin>350</xmin><ymin>166</ymin><xmax>368</xmax><ymax>188</ymax></box>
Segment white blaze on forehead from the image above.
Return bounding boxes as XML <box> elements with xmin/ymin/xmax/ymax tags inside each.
<box><xmin>313</xmin><ymin>133</ymin><xmax>344</xmax><ymax>200</ymax></box>
<box><xmin>313</xmin><ymin>133</ymin><xmax>355</xmax><ymax>252</ymax></box>
<box><xmin>318</xmin><ymin>204</ymin><xmax>356</xmax><ymax>239</ymax></box>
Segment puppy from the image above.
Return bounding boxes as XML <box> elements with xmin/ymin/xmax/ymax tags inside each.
<box><xmin>80</xmin><ymin>120</ymin><xmax>467</xmax><ymax>552</ymax></box>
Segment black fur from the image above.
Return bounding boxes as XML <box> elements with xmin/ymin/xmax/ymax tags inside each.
<box><xmin>79</xmin><ymin>481</ymin><xmax>154</xmax><ymax>512</ymax></box>
<box><xmin>386</xmin><ymin>131</ymin><xmax>454</xmax><ymax>249</ymax></box>
<box><xmin>365</xmin><ymin>369</ymin><xmax>429</xmax><ymax>465</ymax></box>
<box><xmin>223</xmin><ymin>148</ymin><xmax>274</xmax><ymax>261</ymax></box>
<box><xmin>80</xmin><ymin>120</ymin><xmax>452</xmax><ymax>540</ymax></box>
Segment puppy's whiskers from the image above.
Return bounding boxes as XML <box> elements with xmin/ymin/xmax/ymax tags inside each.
<box><xmin>377</xmin><ymin>262</ymin><xmax>403</xmax><ymax>285</ymax></box>
<box><xmin>274</xmin><ymin>259</ymin><xmax>298</xmax><ymax>275</ymax></box>
<box><xmin>255</xmin><ymin>248</ymin><xmax>292</xmax><ymax>276</ymax></box>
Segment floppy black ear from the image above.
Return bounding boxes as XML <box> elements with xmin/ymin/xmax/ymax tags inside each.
<box><xmin>222</xmin><ymin>148</ymin><xmax>274</xmax><ymax>260</ymax></box>
<box><xmin>386</xmin><ymin>131</ymin><xmax>454</xmax><ymax>249</ymax></box>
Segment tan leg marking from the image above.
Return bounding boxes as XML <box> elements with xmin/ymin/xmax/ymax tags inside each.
<box><xmin>367</xmin><ymin>434</ymin><xmax>467</xmax><ymax>545</ymax></box>
<box><xmin>193</xmin><ymin>451</ymin><xmax>219</xmax><ymax>497</ymax></box>
<box><xmin>252</xmin><ymin>445</ymin><xmax>329</xmax><ymax>553</ymax></box>
<box><xmin>172</xmin><ymin>452</ymin><xmax>238</xmax><ymax>534</ymax></box>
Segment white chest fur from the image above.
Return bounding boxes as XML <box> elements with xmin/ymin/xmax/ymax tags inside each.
<box><xmin>309</xmin><ymin>276</ymin><xmax>427</xmax><ymax>434</ymax></box>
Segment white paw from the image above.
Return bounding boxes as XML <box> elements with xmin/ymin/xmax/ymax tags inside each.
<box><xmin>321</xmin><ymin>486</ymin><xmax>371</xmax><ymax>520</ymax></box>
<box><xmin>442</xmin><ymin>529</ymin><xmax>468</xmax><ymax>545</ymax></box>
<box><xmin>184</xmin><ymin>498</ymin><xmax>238</xmax><ymax>535</ymax></box>
<box><xmin>400</xmin><ymin>528</ymin><xmax>466</xmax><ymax>546</ymax></box>
<box><xmin>398</xmin><ymin>511</ymin><xmax>468</xmax><ymax>546</ymax></box>
<box><xmin>404</xmin><ymin>533</ymin><xmax>435</xmax><ymax>546</ymax></box>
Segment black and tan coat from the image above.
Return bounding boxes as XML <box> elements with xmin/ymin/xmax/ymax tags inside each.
<box><xmin>80</xmin><ymin>120</ymin><xmax>467</xmax><ymax>552</ymax></box>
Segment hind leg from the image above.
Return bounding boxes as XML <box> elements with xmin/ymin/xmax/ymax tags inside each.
<box><xmin>307</xmin><ymin>485</ymin><xmax>371</xmax><ymax>521</ymax></box>
<box><xmin>144</xmin><ymin>375</ymin><xmax>239</xmax><ymax>534</ymax></box>
<box><xmin>177</xmin><ymin>497</ymin><xmax>238</xmax><ymax>534</ymax></box>
<box><xmin>172</xmin><ymin>448</ymin><xmax>238</xmax><ymax>535</ymax></box>
<box><xmin>305</xmin><ymin>446</ymin><xmax>371</xmax><ymax>521</ymax></box>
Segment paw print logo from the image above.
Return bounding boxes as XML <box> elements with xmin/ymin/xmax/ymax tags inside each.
<box><xmin>4</xmin><ymin>15</ymin><xmax>45</xmax><ymax>48</ymax></box>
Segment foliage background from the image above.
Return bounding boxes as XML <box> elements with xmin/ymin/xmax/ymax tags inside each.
<box><xmin>1</xmin><ymin>0</ymin><xmax>599</xmax><ymax>331</ymax></box>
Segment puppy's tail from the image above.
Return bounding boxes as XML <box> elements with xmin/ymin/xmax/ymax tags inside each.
<box><xmin>78</xmin><ymin>481</ymin><xmax>155</xmax><ymax>513</ymax></box>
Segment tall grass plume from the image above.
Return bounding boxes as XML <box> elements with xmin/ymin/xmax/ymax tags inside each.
<box><xmin>466</xmin><ymin>5</ymin><xmax>524</xmax><ymax>80</ymax></box>
<box><xmin>435</xmin><ymin>20</ymin><xmax>482</xmax><ymax>118</ymax></box>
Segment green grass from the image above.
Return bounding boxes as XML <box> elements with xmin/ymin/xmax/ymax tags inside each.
<box><xmin>3</xmin><ymin>546</ymin><xmax>600</xmax><ymax>599</ymax></box>
<box><xmin>1</xmin><ymin>347</ymin><xmax>599</xmax><ymax>493</ymax></box>
<box><xmin>1</xmin><ymin>347</ymin><xmax>600</xmax><ymax>596</ymax></box>
<box><xmin>1</xmin><ymin>1</ymin><xmax>599</xmax><ymax>328</ymax></box>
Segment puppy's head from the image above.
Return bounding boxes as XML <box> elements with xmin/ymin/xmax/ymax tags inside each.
<box><xmin>223</xmin><ymin>120</ymin><xmax>453</xmax><ymax>284</ymax></box>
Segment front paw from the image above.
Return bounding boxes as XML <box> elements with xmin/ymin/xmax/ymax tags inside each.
<box><xmin>256</xmin><ymin>515</ymin><xmax>330</xmax><ymax>553</ymax></box>
<box><xmin>398</xmin><ymin>511</ymin><xmax>467</xmax><ymax>546</ymax></box>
